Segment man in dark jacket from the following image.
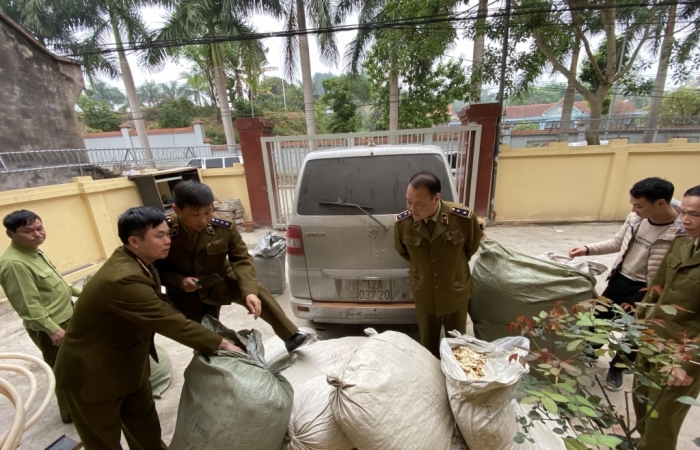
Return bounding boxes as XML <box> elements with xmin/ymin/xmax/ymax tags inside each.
<box><xmin>394</xmin><ymin>171</ymin><xmax>482</xmax><ymax>356</ymax></box>
<box><xmin>156</xmin><ymin>180</ymin><xmax>308</xmax><ymax>352</ymax></box>
<box><xmin>54</xmin><ymin>207</ymin><xmax>239</xmax><ymax>449</ymax></box>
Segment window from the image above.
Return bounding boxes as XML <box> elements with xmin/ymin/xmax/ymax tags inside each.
<box><xmin>224</xmin><ymin>157</ymin><xmax>240</xmax><ymax>167</ymax></box>
<box><xmin>205</xmin><ymin>158</ymin><xmax>224</xmax><ymax>168</ymax></box>
<box><xmin>297</xmin><ymin>154</ymin><xmax>453</xmax><ymax>215</ymax></box>
<box><xmin>187</xmin><ymin>159</ymin><xmax>202</xmax><ymax>168</ymax></box>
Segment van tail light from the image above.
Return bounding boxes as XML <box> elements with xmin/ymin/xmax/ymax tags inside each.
<box><xmin>286</xmin><ymin>226</ymin><xmax>305</xmax><ymax>256</ymax></box>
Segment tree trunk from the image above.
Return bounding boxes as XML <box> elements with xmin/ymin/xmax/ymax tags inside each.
<box><xmin>297</xmin><ymin>0</ymin><xmax>317</xmax><ymax>144</ymax></box>
<box><xmin>211</xmin><ymin>43</ymin><xmax>237</xmax><ymax>152</ymax></box>
<box><xmin>109</xmin><ymin>13</ymin><xmax>153</xmax><ymax>165</ymax></box>
<box><xmin>471</xmin><ymin>0</ymin><xmax>488</xmax><ymax>102</ymax></box>
<box><xmin>586</xmin><ymin>89</ymin><xmax>610</xmax><ymax>145</ymax></box>
<box><xmin>643</xmin><ymin>1</ymin><xmax>677</xmax><ymax>143</ymax></box>
<box><xmin>389</xmin><ymin>70</ymin><xmax>399</xmax><ymax>144</ymax></box>
<box><xmin>559</xmin><ymin>41</ymin><xmax>581</xmax><ymax>142</ymax></box>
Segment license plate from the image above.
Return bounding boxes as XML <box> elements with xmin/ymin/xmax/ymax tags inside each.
<box><xmin>358</xmin><ymin>280</ymin><xmax>392</xmax><ymax>301</ymax></box>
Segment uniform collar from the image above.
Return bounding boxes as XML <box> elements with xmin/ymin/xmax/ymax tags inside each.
<box><xmin>424</xmin><ymin>201</ymin><xmax>442</xmax><ymax>223</ymax></box>
<box><xmin>10</xmin><ymin>241</ymin><xmax>40</xmax><ymax>255</ymax></box>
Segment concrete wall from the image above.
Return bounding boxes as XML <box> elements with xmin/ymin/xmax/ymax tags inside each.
<box><xmin>83</xmin><ymin>123</ymin><xmax>208</xmax><ymax>149</ymax></box>
<box><xmin>199</xmin><ymin>165</ymin><xmax>252</xmax><ymax>221</ymax></box>
<box><xmin>0</xmin><ymin>167</ymin><xmax>252</xmax><ymax>289</ymax></box>
<box><xmin>0</xmin><ymin>16</ymin><xmax>85</xmax><ymax>152</ymax></box>
<box><xmin>505</xmin><ymin>128</ymin><xmax>700</xmax><ymax>148</ymax></box>
<box><xmin>494</xmin><ymin>138</ymin><xmax>700</xmax><ymax>222</ymax></box>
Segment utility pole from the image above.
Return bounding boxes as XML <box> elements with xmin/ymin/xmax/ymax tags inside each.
<box><xmin>488</xmin><ymin>0</ymin><xmax>510</xmax><ymax>224</ymax></box>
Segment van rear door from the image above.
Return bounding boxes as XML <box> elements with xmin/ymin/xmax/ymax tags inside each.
<box><xmin>295</xmin><ymin>152</ymin><xmax>454</xmax><ymax>303</ymax></box>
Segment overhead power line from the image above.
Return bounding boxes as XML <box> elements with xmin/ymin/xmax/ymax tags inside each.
<box><xmin>60</xmin><ymin>0</ymin><xmax>699</xmax><ymax>58</ymax></box>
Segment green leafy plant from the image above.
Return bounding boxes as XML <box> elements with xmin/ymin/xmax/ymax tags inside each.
<box><xmin>156</xmin><ymin>98</ymin><xmax>197</xmax><ymax>129</ymax></box>
<box><xmin>77</xmin><ymin>94</ymin><xmax>123</xmax><ymax>132</ymax></box>
<box><xmin>509</xmin><ymin>297</ymin><xmax>700</xmax><ymax>449</ymax></box>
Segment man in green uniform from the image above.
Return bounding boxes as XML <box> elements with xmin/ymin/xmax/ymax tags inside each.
<box><xmin>156</xmin><ymin>180</ymin><xmax>308</xmax><ymax>352</ymax></box>
<box><xmin>633</xmin><ymin>184</ymin><xmax>700</xmax><ymax>449</ymax></box>
<box><xmin>0</xmin><ymin>210</ymin><xmax>79</xmax><ymax>423</ymax></box>
<box><xmin>394</xmin><ymin>171</ymin><xmax>482</xmax><ymax>356</ymax></box>
<box><xmin>54</xmin><ymin>207</ymin><xmax>240</xmax><ymax>449</ymax></box>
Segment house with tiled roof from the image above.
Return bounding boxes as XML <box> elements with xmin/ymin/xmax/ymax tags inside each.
<box><xmin>503</xmin><ymin>98</ymin><xmax>641</xmax><ymax>130</ymax></box>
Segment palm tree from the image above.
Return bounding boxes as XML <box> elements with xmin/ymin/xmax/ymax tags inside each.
<box><xmin>283</xmin><ymin>0</ymin><xmax>338</xmax><ymax>137</ymax></box>
<box><xmin>148</xmin><ymin>0</ymin><xmax>279</xmax><ymax>152</ymax></box>
<box><xmin>137</xmin><ymin>80</ymin><xmax>162</xmax><ymax>107</ymax></box>
<box><xmin>88</xmin><ymin>80</ymin><xmax>128</xmax><ymax>110</ymax></box>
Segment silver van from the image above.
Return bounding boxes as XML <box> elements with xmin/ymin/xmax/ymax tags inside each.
<box><xmin>286</xmin><ymin>145</ymin><xmax>457</xmax><ymax>324</ymax></box>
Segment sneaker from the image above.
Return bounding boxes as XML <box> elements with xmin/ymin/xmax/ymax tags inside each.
<box><xmin>285</xmin><ymin>332</ymin><xmax>310</xmax><ymax>353</ymax></box>
<box><xmin>605</xmin><ymin>367</ymin><xmax>623</xmax><ymax>391</ymax></box>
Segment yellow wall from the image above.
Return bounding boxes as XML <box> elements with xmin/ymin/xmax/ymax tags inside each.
<box><xmin>200</xmin><ymin>164</ymin><xmax>252</xmax><ymax>222</ymax></box>
<box><xmin>0</xmin><ymin>167</ymin><xmax>252</xmax><ymax>290</ymax></box>
<box><xmin>494</xmin><ymin>138</ymin><xmax>700</xmax><ymax>222</ymax></box>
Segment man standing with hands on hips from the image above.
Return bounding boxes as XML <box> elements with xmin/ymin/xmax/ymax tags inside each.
<box><xmin>394</xmin><ymin>171</ymin><xmax>482</xmax><ymax>357</ymax></box>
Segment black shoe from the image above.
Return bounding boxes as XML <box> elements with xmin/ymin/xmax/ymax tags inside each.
<box><xmin>605</xmin><ymin>367</ymin><xmax>623</xmax><ymax>392</ymax></box>
<box><xmin>285</xmin><ymin>332</ymin><xmax>310</xmax><ymax>353</ymax></box>
<box><xmin>61</xmin><ymin>418</ymin><xmax>73</xmax><ymax>424</ymax></box>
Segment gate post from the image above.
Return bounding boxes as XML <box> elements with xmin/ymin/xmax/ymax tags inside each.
<box><xmin>458</xmin><ymin>103</ymin><xmax>502</xmax><ymax>219</ymax></box>
<box><xmin>234</xmin><ymin>118</ymin><xmax>274</xmax><ymax>226</ymax></box>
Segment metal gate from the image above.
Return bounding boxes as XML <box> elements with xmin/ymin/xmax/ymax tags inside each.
<box><xmin>261</xmin><ymin>125</ymin><xmax>482</xmax><ymax>229</ymax></box>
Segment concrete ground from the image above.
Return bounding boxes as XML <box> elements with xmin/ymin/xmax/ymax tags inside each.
<box><xmin>1</xmin><ymin>222</ymin><xmax>699</xmax><ymax>449</ymax></box>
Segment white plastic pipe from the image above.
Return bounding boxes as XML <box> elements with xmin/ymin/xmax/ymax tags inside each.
<box><xmin>0</xmin><ymin>353</ymin><xmax>56</xmax><ymax>450</ymax></box>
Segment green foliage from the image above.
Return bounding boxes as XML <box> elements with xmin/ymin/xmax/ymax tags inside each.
<box><xmin>265</xmin><ymin>112</ymin><xmax>308</xmax><ymax>136</ymax></box>
<box><xmin>509</xmin><ymin>84</ymin><xmax>584</xmax><ymax>106</ymax></box>
<box><xmin>512</xmin><ymin>122</ymin><xmax>539</xmax><ymax>131</ymax></box>
<box><xmin>659</xmin><ymin>88</ymin><xmax>700</xmax><ymax>126</ymax></box>
<box><xmin>312</xmin><ymin>72</ymin><xmax>337</xmax><ymax>97</ymax></box>
<box><xmin>321</xmin><ymin>78</ymin><xmax>358</xmax><ymax>133</ymax></box>
<box><xmin>257</xmin><ymin>77</ymin><xmax>305</xmax><ymax>112</ymax></box>
<box><xmin>77</xmin><ymin>94</ymin><xmax>123</xmax><ymax>132</ymax></box>
<box><xmin>156</xmin><ymin>98</ymin><xmax>197</xmax><ymax>129</ymax></box>
<box><xmin>511</xmin><ymin>298</ymin><xmax>700</xmax><ymax>449</ymax></box>
<box><xmin>367</xmin><ymin>57</ymin><xmax>469</xmax><ymax>130</ymax></box>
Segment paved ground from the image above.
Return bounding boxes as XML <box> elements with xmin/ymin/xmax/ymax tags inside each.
<box><xmin>1</xmin><ymin>222</ymin><xmax>699</xmax><ymax>449</ymax></box>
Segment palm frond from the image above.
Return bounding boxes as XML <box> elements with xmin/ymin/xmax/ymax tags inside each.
<box><xmin>283</xmin><ymin>0</ymin><xmax>299</xmax><ymax>83</ymax></box>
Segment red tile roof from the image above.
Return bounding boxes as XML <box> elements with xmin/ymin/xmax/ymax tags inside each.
<box><xmin>503</xmin><ymin>103</ymin><xmax>554</xmax><ymax>120</ymax></box>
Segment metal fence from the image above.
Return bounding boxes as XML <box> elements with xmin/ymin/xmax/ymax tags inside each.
<box><xmin>260</xmin><ymin>126</ymin><xmax>482</xmax><ymax>229</ymax></box>
<box><xmin>0</xmin><ymin>146</ymin><xmax>238</xmax><ymax>175</ymax></box>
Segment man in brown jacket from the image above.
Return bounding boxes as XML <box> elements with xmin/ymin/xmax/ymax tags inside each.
<box><xmin>54</xmin><ymin>207</ymin><xmax>239</xmax><ymax>449</ymax></box>
<box><xmin>156</xmin><ymin>180</ymin><xmax>308</xmax><ymax>353</ymax></box>
<box><xmin>394</xmin><ymin>171</ymin><xmax>482</xmax><ymax>356</ymax></box>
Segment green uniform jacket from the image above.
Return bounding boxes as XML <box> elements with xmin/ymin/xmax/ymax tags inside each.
<box><xmin>640</xmin><ymin>232</ymin><xmax>700</xmax><ymax>342</ymax></box>
<box><xmin>0</xmin><ymin>242</ymin><xmax>80</xmax><ymax>334</ymax></box>
<box><xmin>394</xmin><ymin>201</ymin><xmax>482</xmax><ymax>316</ymax></box>
<box><xmin>54</xmin><ymin>247</ymin><xmax>222</xmax><ymax>402</ymax></box>
<box><xmin>156</xmin><ymin>215</ymin><xmax>258</xmax><ymax>306</ymax></box>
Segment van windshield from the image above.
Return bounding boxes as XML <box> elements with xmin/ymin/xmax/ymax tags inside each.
<box><xmin>296</xmin><ymin>153</ymin><xmax>454</xmax><ymax>215</ymax></box>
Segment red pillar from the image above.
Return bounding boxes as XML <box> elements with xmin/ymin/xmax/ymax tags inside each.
<box><xmin>234</xmin><ymin>118</ymin><xmax>275</xmax><ymax>226</ymax></box>
<box><xmin>458</xmin><ymin>103</ymin><xmax>502</xmax><ymax>219</ymax></box>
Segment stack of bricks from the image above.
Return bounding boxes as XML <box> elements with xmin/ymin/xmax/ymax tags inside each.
<box><xmin>213</xmin><ymin>199</ymin><xmax>245</xmax><ymax>231</ymax></box>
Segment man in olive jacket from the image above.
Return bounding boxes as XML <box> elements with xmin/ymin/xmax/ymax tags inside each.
<box><xmin>155</xmin><ymin>180</ymin><xmax>308</xmax><ymax>353</ymax></box>
<box><xmin>54</xmin><ymin>207</ymin><xmax>239</xmax><ymax>449</ymax></box>
<box><xmin>633</xmin><ymin>185</ymin><xmax>700</xmax><ymax>450</ymax></box>
<box><xmin>394</xmin><ymin>171</ymin><xmax>482</xmax><ymax>356</ymax></box>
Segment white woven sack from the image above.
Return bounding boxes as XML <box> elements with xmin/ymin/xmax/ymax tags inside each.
<box><xmin>281</xmin><ymin>337</ymin><xmax>366</xmax><ymax>450</ymax></box>
<box><xmin>439</xmin><ymin>332</ymin><xmax>529</xmax><ymax>450</ymax></box>
<box><xmin>329</xmin><ymin>329</ymin><xmax>466</xmax><ymax>450</ymax></box>
<box><xmin>264</xmin><ymin>327</ymin><xmax>318</xmax><ymax>366</ymax></box>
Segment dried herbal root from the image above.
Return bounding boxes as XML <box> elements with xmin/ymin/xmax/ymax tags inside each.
<box><xmin>453</xmin><ymin>346</ymin><xmax>487</xmax><ymax>379</ymax></box>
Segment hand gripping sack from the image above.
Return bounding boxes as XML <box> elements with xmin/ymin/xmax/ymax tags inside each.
<box><xmin>281</xmin><ymin>336</ymin><xmax>366</xmax><ymax>450</ymax></box>
<box><xmin>440</xmin><ymin>332</ymin><xmax>530</xmax><ymax>450</ymax></box>
<box><xmin>328</xmin><ymin>329</ymin><xmax>466</xmax><ymax>450</ymax></box>
<box><xmin>171</xmin><ymin>317</ymin><xmax>295</xmax><ymax>450</ymax></box>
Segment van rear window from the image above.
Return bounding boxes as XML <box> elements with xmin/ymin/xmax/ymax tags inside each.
<box><xmin>296</xmin><ymin>154</ymin><xmax>454</xmax><ymax>215</ymax></box>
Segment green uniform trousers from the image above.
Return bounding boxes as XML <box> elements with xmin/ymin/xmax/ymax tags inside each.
<box><xmin>633</xmin><ymin>354</ymin><xmax>700</xmax><ymax>449</ymax></box>
<box><xmin>171</xmin><ymin>282</ymin><xmax>298</xmax><ymax>340</ymax></box>
<box><xmin>25</xmin><ymin>319</ymin><xmax>71</xmax><ymax>422</ymax></box>
<box><xmin>416</xmin><ymin>305</ymin><xmax>468</xmax><ymax>357</ymax></box>
<box><xmin>65</xmin><ymin>381</ymin><xmax>168</xmax><ymax>450</ymax></box>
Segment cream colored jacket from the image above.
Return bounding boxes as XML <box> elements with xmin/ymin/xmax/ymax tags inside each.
<box><xmin>586</xmin><ymin>200</ymin><xmax>682</xmax><ymax>286</ymax></box>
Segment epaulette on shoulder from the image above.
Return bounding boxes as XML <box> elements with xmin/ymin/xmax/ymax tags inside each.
<box><xmin>211</xmin><ymin>217</ymin><xmax>234</xmax><ymax>230</ymax></box>
<box><xmin>165</xmin><ymin>217</ymin><xmax>173</xmax><ymax>227</ymax></box>
<box><xmin>450</xmin><ymin>206</ymin><xmax>473</xmax><ymax>219</ymax></box>
<box><xmin>395</xmin><ymin>210</ymin><xmax>412</xmax><ymax>222</ymax></box>
<box><xmin>675</xmin><ymin>228</ymin><xmax>687</xmax><ymax>236</ymax></box>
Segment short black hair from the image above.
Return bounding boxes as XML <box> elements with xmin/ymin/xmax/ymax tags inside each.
<box><xmin>173</xmin><ymin>180</ymin><xmax>214</xmax><ymax>210</ymax></box>
<box><xmin>117</xmin><ymin>207</ymin><xmax>166</xmax><ymax>245</ymax></box>
<box><xmin>685</xmin><ymin>185</ymin><xmax>700</xmax><ymax>197</ymax></box>
<box><xmin>629</xmin><ymin>177</ymin><xmax>674</xmax><ymax>203</ymax></box>
<box><xmin>3</xmin><ymin>210</ymin><xmax>41</xmax><ymax>232</ymax></box>
<box><xmin>408</xmin><ymin>171</ymin><xmax>441</xmax><ymax>197</ymax></box>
